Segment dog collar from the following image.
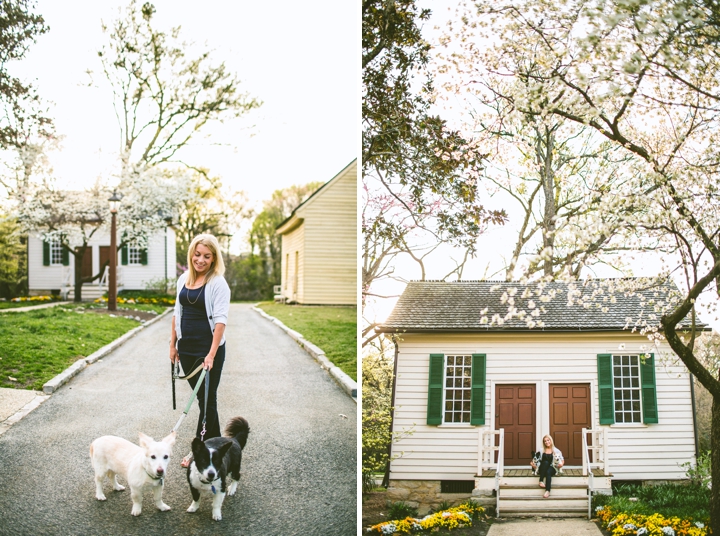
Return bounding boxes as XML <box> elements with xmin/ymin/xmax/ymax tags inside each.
<box><xmin>145</xmin><ymin>469</ymin><xmax>163</xmax><ymax>483</ymax></box>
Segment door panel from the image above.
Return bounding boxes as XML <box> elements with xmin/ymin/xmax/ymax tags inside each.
<box><xmin>495</xmin><ymin>384</ymin><xmax>536</xmax><ymax>466</ymax></box>
<box><xmin>549</xmin><ymin>383</ymin><xmax>591</xmax><ymax>466</ymax></box>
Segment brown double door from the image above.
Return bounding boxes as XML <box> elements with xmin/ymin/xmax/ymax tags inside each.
<box><xmin>495</xmin><ymin>382</ymin><xmax>591</xmax><ymax>467</ymax></box>
<box><xmin>549</xmin><ymin>383</ymin><xmax>591</xmax><ymax>467</ymax></box>
<box><xmin>495</xmin><ymin>384</ymin><xmax>535</xmax><ymax>466</ymax></box>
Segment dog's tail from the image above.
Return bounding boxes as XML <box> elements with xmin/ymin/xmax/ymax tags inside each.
<box><xmin>224</xmin><ymin>416</ymin><xmax>250</xmax><ymax>449</ymax></box>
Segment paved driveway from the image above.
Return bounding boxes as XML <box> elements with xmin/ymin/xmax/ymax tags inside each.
<box><xmin>0</xmin><ymin>303</ymin><xmax>357</xmax><ymax>535</ymax></box>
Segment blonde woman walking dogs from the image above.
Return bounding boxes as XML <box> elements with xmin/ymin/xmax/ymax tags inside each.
<box><xmin>530</xmin><ymin>434</ymin><xmax>564</xmax><ymax>498</ymax></box>
<box><xmin>169</xmin><ymin>234</ymin><xmax>231</xmax><ymax>468</ymax></box>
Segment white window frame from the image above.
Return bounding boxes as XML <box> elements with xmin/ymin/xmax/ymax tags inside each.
<box><xmin>49</xmin><ymin>239</ymin><xmax>64</xmax><ymax>265</ymax></box>
<box><xmin>443</xmin><ymin>354</ymin><xmax>473</xmax><ymax>424</ymax></box>
<box><xmin>612</xmin><ymin>354</ymin><xmax>642</xmax><ymax>424</ymax></box>
<box><xmin>127</xmin><ymin>246</ymin><xmax>142</xmax><ymax>265</ymax></box>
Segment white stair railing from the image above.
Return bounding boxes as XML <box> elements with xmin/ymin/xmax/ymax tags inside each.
<box><xmin>582</xmin><ymin>428</ymin><xmax>609</xmax><ymax>519</ymax></box>
<box><xmin>477</xmin><ymin>428</ymin><xmax>504</xmax><ymax>517</ymax></box>
<box><xmin>99</xmin><ymin>265</ymin><xmax>109</xmax><ymax>288</ymax></box>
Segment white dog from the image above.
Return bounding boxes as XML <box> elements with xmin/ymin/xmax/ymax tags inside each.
<box><xmin>90</xmin><ymin>431</ymin><xmax>176</xmax><ymax>516</ymax></box>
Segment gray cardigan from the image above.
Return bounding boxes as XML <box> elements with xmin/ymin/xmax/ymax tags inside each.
<box><xmin>173</xmin><ymin>271</ymin><xmax>231</xmax><ymax>347</ymax></box>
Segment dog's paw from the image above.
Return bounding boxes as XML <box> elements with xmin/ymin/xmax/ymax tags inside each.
<box><xmin>187</xmin><ymin>501</ymin><xmax>200</xmax><ymax>513</ymax></box>
<box><xmin>227</xmin><ymin>481</ymin><xmax>238</xmax><ymax>496</ymax></box>
<box><xmin>157</xmin><ymin>502</ymin><xmax>171</xmax><ymax>512</ymax></box>
<box><xmin>212</xmin><ymin>509</ymin><xmax>222</xmax><ymax>521</ymax></box>
<box><xmin>95</xmin><ymin>493</ymin><xmax>107</xmax><ymax>501</ymax></box>
<box><xmin>131</xmin><ymin>506</ymin><xmax>142</xmax><ymax>516</ymax></box>
<box><xmin>113</xmin><ymin>483</ymin><xmax>125</xmax><ymax>492</ymax></box>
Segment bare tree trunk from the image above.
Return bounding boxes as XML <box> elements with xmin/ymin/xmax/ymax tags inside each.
<box><xmin>711</xmin><ymin>395</ymin><xmax>719</xmax><ymax>534</ymax></box>
<box><xmin>73</xmin><ymin>249</ymin><xmax>83</xmax><ymax>303</ymax></box>
<box><xmin>537</xmin><ymin>127</ymin><xmax>556</xmax><ymax>278</ymax></box>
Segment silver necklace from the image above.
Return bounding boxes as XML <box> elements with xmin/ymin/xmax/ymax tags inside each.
<box><xmin>186</xmin><ymin>281</ymin><xmax>206</xmax><ymax>305</ymax></box>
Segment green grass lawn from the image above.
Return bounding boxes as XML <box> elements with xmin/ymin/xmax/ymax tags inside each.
<box><xmin>0</xmin><ymin>306</ymin><xmax>145</xmax><ymax>390</ymax></box>
<box><xmin>257</xmin><ymin>302</ymin><xmax>357</xmax><ymax>381</ymax></box>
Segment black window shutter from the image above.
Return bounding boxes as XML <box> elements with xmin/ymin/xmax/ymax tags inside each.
<box><xmin>43</xmin><ymin>240</ymin><xmax>50</xmax><ymax>266</ymax></box>
<box><xmin>61</xmin><ymin>245</ymin><xmax>69</xmax><ymax>266</ymax></box>
<box><xmin>640</xmin><ymin>353</ymin><xmax>658</xmax><ymax>424</ymax></box>
<box><xmin>470</xmin><ymin>354</ymin><xmax>486</xmax><ymax>425</ymax></box>
<box><xmin>427</xmin><ymin>354</ymin><xmax>445</xmax><ymax>425</ymax></box>
<box><xmin>121</xmin><ymin>244</ymin><xmax>128</xmax><ymax>265</ymax></box>
<box><xmin>597</xmin><ymin>354</ymin><xmax>615</xmax><ymax>424</ymax></box>
<box><xmin>140</xmin><ymin>248</ymin><xmax>148</xmax><ymax>265</ymax></box>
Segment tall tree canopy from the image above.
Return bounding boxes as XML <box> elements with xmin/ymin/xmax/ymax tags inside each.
<box><xmin>362</xmin><ymin>0</ymin><xmax>506</xmax><ymax>293</ymax></box>
<box><xmin>0</xmin><ymin>0</ymin><xmax>51</xmax><ymax>152</ymax></box>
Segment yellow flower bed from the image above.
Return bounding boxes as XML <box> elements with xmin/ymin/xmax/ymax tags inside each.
<box><xmin>368</xmin><ymin>502</ymin><xmax>485</xmax><ymax>534</ymax></box>
<box><xmin>10</xmin><ymin>295</ymin><xmax>55</xmax><ymax>302</ymax></box>
<box><xmin>596</xmin><ymin>505</ymin><xmax>708</xmax><ymax>536</ymax></box>
<box><xmin>94</xmin><ymin>296</ymin><xmax>175</xmax><ymax>306</ymax></box>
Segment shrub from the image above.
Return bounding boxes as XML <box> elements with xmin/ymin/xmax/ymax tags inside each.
<box><xmin>387</xmin><ymin>502</ymin><xmax>418</xmax><ymax>520</ymax></box>
<box><xmin>681</xmin><ymin>450</ymin><xmax>712</xmax><ymax>488</ymax></box>
<box><xmin>592</xmin><ymin>482</ymin><xmax>710</xmax><ymax>522</ymax></box>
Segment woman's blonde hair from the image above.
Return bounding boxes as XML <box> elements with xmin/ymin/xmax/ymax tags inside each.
<box><xmin>542</xmin><ymin>434</ymin><xmax>555</xmax><ymax>450</ymax></box>
<box><xmin>186</xmin><ymin>234</ymin><xmax>225</xmax><ymax>286</ymax></box>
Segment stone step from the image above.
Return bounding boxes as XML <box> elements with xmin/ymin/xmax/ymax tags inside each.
<box><xmin>499</xmin><ymin>485</ymin><xmax>588</xmax><ymax>498</ymax></box>
<box><xmin>498</xmin><ymin>495</ymin><xmax>589</xmax><ymax>518</ymax></box>
<box><xmin>66</xmin><ymin>286</ymin><xmax>114</xmax><ymax>301</ymax></box>
<box><xmin>498</xmin><ymin>476</ymin><xmax>589</xmax><ymax>487</ymax></box>
<box><xmin>501</xmin><ymin>509</ymin><xmax>588</xmax><ymax>518</ymax></box>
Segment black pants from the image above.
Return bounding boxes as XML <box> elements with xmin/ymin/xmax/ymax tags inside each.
<box><xmin>180</xmin><ymin>344</ymin><xmax>225</xmax><ymax>440</ymax></box>
<box><xmin>539</xmin><ymin>463</ymin><xmax>556</xmax><ymax>491</ymax></box>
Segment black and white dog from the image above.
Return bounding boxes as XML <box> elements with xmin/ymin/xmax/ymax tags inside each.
<box><xmin>186</xmin><ymin>416</ymin><xmax>250</xmax><ymax>521</ymax></box>
<box><xmin>531</xmin><ymin>451</ymin><xmax>542</xmax><ymax>475</ymax></box>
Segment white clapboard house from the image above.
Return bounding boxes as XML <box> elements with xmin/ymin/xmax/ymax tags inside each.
<box><xmin>376</xmin><ymin>280</ymin><xmax>706</xmax><ymax>518</ymax></box>
<box><xmin>27</xmin><ymin>229</ymin><xmax>176</xmax><ymax>300</ymax></box>
<box><xmin>275</xmin><ymin>159</ymin><xmax>357</xmax><ymax>305</ymax></box>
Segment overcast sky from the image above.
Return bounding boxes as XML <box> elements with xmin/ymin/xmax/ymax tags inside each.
<box><xmin>12</xmin><ymin>0</ymin><xmax>358</xmax><ymax>215</ymax></box>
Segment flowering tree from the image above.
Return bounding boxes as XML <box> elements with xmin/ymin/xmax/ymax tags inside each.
<box><xmin>18</xmin><ymin>168</ymin><xmax>195</xmax><ymax>301</ymax></box>
<box><xmin>450</xmin><ymin>0</ymin><xmax>720</xmax><ymax>527</ymax></box>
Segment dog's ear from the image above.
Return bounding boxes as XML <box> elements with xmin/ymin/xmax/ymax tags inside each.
<box><xmin>218</xmin><ymin>440</ymin><xmax>233</xmax><ymax>459</ymax></box>
<box><xmin>138</xmin><ymin>432</ymin><xmax>154</xmax><ymax>449</ymax></box>
<box><xmin>162</xmin><ymin>431</ymin><xmax>177</xmax><ymax>447</ymax></box>
<box><xmin>191</xmin><ymin>437</ymin><xmax>204</xmax><ymax>455</ymax></box>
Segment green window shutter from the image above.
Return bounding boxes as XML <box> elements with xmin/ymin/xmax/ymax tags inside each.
<box><xmin>140</xmin><ymin>248</ymin><xmax>148</xmax><ymax>265</ymax></box>
<box><xmin>43</xmin><ymin>240</ymin><xmax>50</xmax><ymax>266</ymax></box>
<box><xmin>640</xmin><ymin>353</ymin><xmax>658</xmax><ymax>424</ymax></box>
<box><xmin>427</xmin><ymin>354</ymin><xmax>445</xmax><ymax>425</ymax></box>
<box><xmin>470</xmin><ymin>354</ymin><xmax>486</xmax><ymax>425</ymax></box>
<box><xmin>61</xmin><ymin>245</ymin><xmax>69</xmax><ymax>266</ymax></box>
<box><xmin>121</xmin><ymin>245</ymin><xmax>128</xmax><ymax>265</ymax></box>
<box><xmin>597</xmin><ymin>354</ymin><xmax>615</xmax><ymax>425</ymax></box>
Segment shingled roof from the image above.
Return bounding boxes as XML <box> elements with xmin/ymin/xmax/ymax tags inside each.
<box><xmin>377</xmin><ymin>279</ymin><xmax>709</xmax><ymax>333</ymax></box>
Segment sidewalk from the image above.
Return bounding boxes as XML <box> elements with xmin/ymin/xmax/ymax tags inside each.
<box><xmin>487</xmin><ymin>518</ymin><xmax>603</xmax><ymax>536</ymax></box>
<box><xmin>0</xmin><ymin>301</ymin><xmax>71</xmax><ymax>313</ymax></box>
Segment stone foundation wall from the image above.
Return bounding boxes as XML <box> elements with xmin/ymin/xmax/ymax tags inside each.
<box><xmin>387</xmin><ymin>480</ymin><xmax>493</xmax><ymax>514</ymax></box>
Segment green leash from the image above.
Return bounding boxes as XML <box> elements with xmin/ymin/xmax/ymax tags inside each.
<box><xmin>172</xmin><ymin>367</ymin><xmax>208</xmax><ymax>434</ymax></box>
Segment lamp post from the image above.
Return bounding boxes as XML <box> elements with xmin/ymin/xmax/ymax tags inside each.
<box><xmin>108</xmin><ymin>191</ymin><xmax>121</xmax><ymax>312</ymax></box>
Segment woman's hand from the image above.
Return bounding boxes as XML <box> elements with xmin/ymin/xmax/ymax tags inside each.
<box><xmin>203</xmin><ymin>354</ymin><xmax>215</xmax><ymax>370</ymax></box>
<box><xmin>558</xmin><ymin>461</ymin><xmax>564</xmax><ymax>469</ymax></box>
<box><xmin>530</xmin><ymin>461</ymin><xmax>536</xmax><ymax>469</ymax></box>
<box><xmin>169</xmin><ymin>345</ymin><xmax>179</xmax><ymax>364</ymax></box>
